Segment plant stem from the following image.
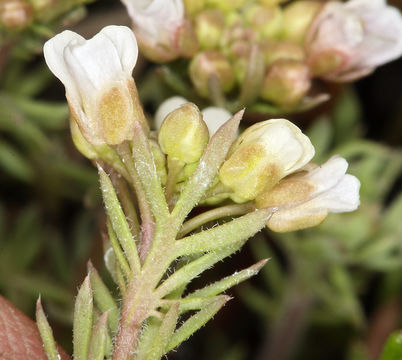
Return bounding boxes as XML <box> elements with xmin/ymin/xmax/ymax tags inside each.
<box><xmin>165</xmin><ymin>157</ymin><xmax>184</xmax><ymax>210</ymax></box>
<box><xmin>178</xmin><ymin>202</ymin><xmax>255</xmax><ymax>238</ymax></box>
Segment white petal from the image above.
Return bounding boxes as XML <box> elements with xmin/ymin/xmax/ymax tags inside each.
<box><xmin>154</xmin><ymin>96</ymin><xmax>188</xmax><ymax>130</ymax></box>
<box><xmin>201</xmin><ymin>107</ymin><xmax>232</xmax><ymax>137</ymax></box>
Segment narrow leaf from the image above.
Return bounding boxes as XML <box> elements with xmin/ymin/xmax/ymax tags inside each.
<box><xmin>171</xmin><ymin>110</ymin><xmax>244</xmax><ymax>232</ymax></box>
<box><xmin>99</xmin><ymin>165</ymin><xmax>141</xmax><ymax>273</ymax></box>
<box><xmin>36</xmin><ymin>298</ymin><xmax>60</xmax><ymax>360</ymax></box>
<box><xmin>175</xmin><ymin>208</ymin><xmax>274</xmax><ymax>256</ymax></box>
<box><xmin>187</xmin><ymin>259</ymin><xmax>268</xmax><ymax>299</ymax></box>
<box><xmin>161</xmin><ymin>296</ymin><xmax>225</xmax><ymax>314</ymax></box>
<box><xmin>146</xmin><ymin>303</ymin><xmax>180</xmax><ymax>360</ymax></box>
<box><xmin>136</xmin><ymin>318</ymin><xmax>163</xmax><ymax>360</ymax></box>
<box><xmin>87</xmin><ymin>312</ymin><xmax>109</xmax><ymax>360</ymax></box>
<box><xmin>157</xmin><ymin>242</ymin><xmax>244</xmax><ymax>298</ymax></box>
<box><xmin>166</xmin><ymin>296</ymin><xmax>230</xmax><ymax>352</ymax></box>
<box><xmin>88</xmin><ymin>261</ymin><xmax>120</xmax><ymax>334</ymax></box>
<box><xmin>73</xmin><ymin>275</ymin><xmax>93</xmax><ymax>360</ymax></box>
<box><xmin>131</xmin><ymin>121</ymin><xmax>169</xmax><ymax>223</ymax></box>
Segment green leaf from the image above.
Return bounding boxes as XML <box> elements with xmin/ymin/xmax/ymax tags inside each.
<box><xmin>167</xmin><ymin>295</ymin><xmax>230</xmax><ymax>352</ymax></box>
<box><xmin>156</xmin><ymin>242</ymin><xmax>244</xmax><ymax>298</ymax></box>
<box><xmin>88</xmin><ymin>261</ymin><xmax>120</xmax><ymax>334</ymax></box>
<box><xmin>380</xmin><ymin>331</ymin><xmax>402</xmax><ymax>360</ymax></box>
<box><xmin>99</xmin><ymin>165</ymin><xmax>140</xmax><ymax>274</ymax></box>
<box><xmin>146</xmin><ymin>303</ymin><xmax>180</xmax><ymax>360</ymax></box>
<box><xmin>36</xmin><ymin>298</ymin><xmax>60</xmax><ymax>360</ymax></box>
<box><xmin>174</xmin><ymin>208</ymin><xmax>274</xmax><ymax>256</ymax></box>
<box><xmin>0</xmin><ymin>140</ymin><xmax>34</xmax><ymax>182</ymax></box>
<box><xmin>171</xmin><ymin>110</ymin><xmax>244</xmax><ymax>232</ymax></box>
<box><xmin>87</xmin><ymin>312</ymin><xmax>109</xmax><ymax>360</ymax></box>
<box><xmin>137</xmin><ymin>318</ymin><xmax>163</xmax><ymax>360</ymax></box>
<box><xmin>73</xmin><ymin>275</ymin><xmax>93</xmax><ymax>360</ymax></box>
<box><xmin>187</xmin><ymin>259</ymin><xmax>268</xmax><ymax>299</ymax></box>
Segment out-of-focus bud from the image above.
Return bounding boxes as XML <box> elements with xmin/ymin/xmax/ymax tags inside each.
<box><xmin>261</xmin><ymin>40</ymin><xmax>305</xmax><ymax>66</ymax></box>
<box><xmin>260</xmin><ymin>59</ymin><xmax>311</xmax><ymax>107</ymax></box>
<box><xmin>256</xmin><ymin>156</ymin><xmax>360</xmax><ymax>232</ymax></box>
<box><xmin>305</xmin><ymin>0</ymin><xmax>402</xmax><ymax>82</ymax></box>
<box><xmin>189</xmin><ymin>50</ymin><xmax>236</xmax><ymax>97</ymax></box>
<box><xmin>219</xmin><ymin>119</ymin><xmax>315</xmax><ymax>201</ymax></box>
<box><xmin>154</xmin><ymin>96</ymin><xmax>187</xmax><ymax>130</ymax></box>
<box><xmin>206</xmin><ymin>0</ymin><xmax>248</xmax><ymax>12</ymax></box>
<box><xmin>121</xmin><ymin>0</ymin><xmax>198</xmax><ymax>63</ymax></box>
<box><xmin>158</xmin><ymin>103</ymin><xmax>209</xmax><ymax>163</ymax></box>
<box><xmin>194</xmin><ymin>9</ymin><xmax>225</xmax><ymax>50</ymax></box>
<box><xmin>44</xmin><ymin>26</ymin><xmax>144</xmax><ymax>146</ymax></box>
<box><xmin>149</xmin><ymin>139</ymin><xmax>167</xmax><ymax>185</ymax></box>
<box><xmin>183</xmin><ymin>0</ymin><xmax>205</xmax><ymax>15</ymax></box>
<box><xmin>221</xmin><ymin>25</ymin><xmax>257</xmax><ymax>59</ymax></box>
<box><xmin>281</xmin><ymin>1</ymin><xmax>322</xmax><ymax>44</ymax></box>
<box><xmin>245</xmin><ymin>4</ymin><xmax>282</xmax><ymax>40</ymax></box>
<box><xmin>0</xmin><ymin>0</ymin><xmax>33</xmax><ymax>29</ymax></box>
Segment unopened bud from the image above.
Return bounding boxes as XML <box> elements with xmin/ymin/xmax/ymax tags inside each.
<box><xmin>0</xmin><ymin>0</ymin><xmax>33</xmax><ymax>29</ymax></box>
<box><xmin>219</xmin><ymin>119</ymin><xmax>314</xmax><ymax>201</ymax></box>
<box><xmin>281</xmin><ymin>1</ymin><xmax>322</xmax><ymax>44</ymax></box>
<box><xmin>261</xmin><ymin>40</ymin><xmax>305</xmax><ymax>66</ymax></box>
<box><xmin>260</xmin><ymin>59</ymin><xmax>311</xmax><ymax>107</ymax></box>
<box><xmin>194</xmin><ymin>9</ymin><xmax>225</xmax><ymax>50</ymax></box>
<box><xmin>158</xmin><ymin>103</ymin><xmax>209</xmax><ymax>163</ymax></box>
<box><xmin>183</xmin><ymin>0</ymin><xmax>205</xmax><ymax>16</ymax></box>
<box><xmin>245</xmin><ymin>4</ymin><xmax>282</xmax><ymax>40</ymax></box>
<box><xmin>206</xmin><ymin>0</ymin><xmax>248</xmax><ymax>12</ymax></box>
<box><xmin>175</xmin><ymin>19</ymin><xmax>199</xmax><ymax>58</ymax></box>
<box><xmin>308</xmin><ymin>49</ymin><xmax>346</xmax><ymax>77</ymax></box>
<box><xmin>189</xmin><ymin>50</ymin><xmax>236</xmax><ymax>98</ymax></box>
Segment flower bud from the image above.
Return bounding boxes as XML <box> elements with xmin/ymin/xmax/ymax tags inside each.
<box><xmin>183</xmin><ymin>0</ymin><xmax>205</xmax><ymax>15</ymax></box>
<box><xmin>261</xmin><ymin>40</ymin><xmax>305</xmax><ymax>66</ymax></box>
<box><xmin>245</xmin><ymin>4</ymin><xmax>282</xmax><ymax>40</ymax></box>
<box><xmin>0</xmin><ymin>0</ymin><xmax>33</xmax><ymax>29</ymax></box>
<box><xmin>281</xmin><ymin>1</ymin><xmax>322</xmax><ymax>44</ymax></box>
<box><xmin>154</xmin><ymin>96</ymin><xmax>187</xmax><ymax>130</ymax></box>
<box><xmin>44</xmin><ymin>26</ymin><xmax>145</xmax><ymax>146</ymax></box>
<box><xmin>256</xmin><ymin>156</ymin><xmax>360</xmax><ymax>232</ymax></box>
<box><xmin>219</xmin><ymin>119</ymin><xmax>315</xmax><ymax>201</ymax></box>
<box><xmin>194</xmin><ymin>9</ymin><xmax>225</xmax><ymax>50</ymax></box>
<box><xmin>260</xmin><ymin>59</ymin><xmax>311</xmax><ymax>108</ymax></box>
<box><xmin>305</xmin><ymin>0</ymin><xmax>402</xmax><ymax>82</ymax></box>
<box><xmin>158</xmin><ymin>103</ymin><xmax>209</xmax><ymax>163</ymax></box>
<box><xmin>189</xmin><ymin>50</ymin><xmax>236</xmax><ymax>98</ymax></box>
<box><xmin>206</xmin><ymin>0</ymin><xmax>248</xmax><ymax>12</ymax></box>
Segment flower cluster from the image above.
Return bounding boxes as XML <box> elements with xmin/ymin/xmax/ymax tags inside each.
<box><xmin>121</xmin><ymin>0</ymin><xmax>402</xmax><ymax>110</ymax></box>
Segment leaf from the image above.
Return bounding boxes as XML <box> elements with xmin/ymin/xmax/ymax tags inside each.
<box><xmin>98</xmin><ymin>165</ymin><xmax>141</xmax><ymax>274</ymax></box>
<box><xmin>87</xmin><ymin>312</ymin><xmax>109</xmax><ymax>360</ymax></box>
<box><xmin>88</xmin><ymin>261</ymin><xmax>120</xmax><ymax>335</ymax></box>
<box><xmin>174</xmin><ymin>208</ymin><xmax>274</xmax><ymax>256</ymax></box>
<box><xmin>136</xmin><ymin>318</ymin><xmax>163</xmax><ymax>360</ymax></box>
<box><xmin>0</xmin><ymin>140</ymin><xmax>34</xmax><ymax>182</ymax></box>
<box><xmin>73</xmin><ymin>275</ymin><xmax>93</xmax><ymax>360</ymax></box>
<box><xmin>166</xmin><ymin>295</ymin><xmax>230</xmax><ymax>352</ymax></box>
<box><xmin>380</xmin><ymin>330</ymin><xmax>402</xmax><ymax>360</ymax></box>
<box><xmin>170</xmin><ymin>109</ymin><xmax>244</xmax><ymax>231</ymax></box>
<box><xmin>36</xmin><ymin>298</ymin><xmax>61</xmax><ymax>360</ymax></box>
<box><xmin>146</xmin><ymin>303</ymin><xmax>180</xmax><ymax>360</ymax></box>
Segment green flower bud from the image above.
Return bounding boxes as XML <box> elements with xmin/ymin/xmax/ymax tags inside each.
<box><xmin>260</xmin><ymin>59</ymin><xmax>311</xmax><ymax>107</ymax></box>
<box><xmin>206</xmin><ymin>0</ymin><xmax>248</xmax><ymax>12</ymax></box>
<box><xmin>245</xmin><ymin>4</ymin><xmax>282</xmax><ymax>40</ymax></box>
<box><xmin>281</xmin><ymin>1</ymin><xmax>323</xmax><ymax>44</ymax></box>
<box><xmin>189</xmin><ymin>50</ymin><xmax>236</xmax><ymax>98</ymax></box>
<box><xmin>0</xmin><ymin>0</ymin><xmax>33</xmax><ymax>29</ymax></box>
<box><xmin>308</xmin><ymin>49</ymin><xmax>346</xmax><ymax>77</ymax></box>
<box><xmin>194</xmin><ymin>9</ymin><xmax>225</xmax><ymax>50</ymax></box>
<box><xmin>261</xmin><ymin>40</ymin><xmax>305</xmax><ymax>66</ymax></box>
<box><xmin>158</xmin><ymin>103</ymin><xmax>209</xmax><ymax>163</ymax></box>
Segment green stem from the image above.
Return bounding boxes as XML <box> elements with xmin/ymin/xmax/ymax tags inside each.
<box><xmin>165</xmin><ymin>157</ymin><xmax>185</xmax><ymax>210</ymax></box>
<box><xmin>178</xmin><ymin>202</ymin><xmax>255</xmax><ymax>238</ymax></box>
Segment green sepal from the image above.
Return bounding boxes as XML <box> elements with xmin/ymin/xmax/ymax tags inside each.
<box><xmin>166</xmin><ymin>295</ymin><xmax>230</xmax><ymax>352</ymax></box>
<box><xmin>36</xmin><ymin>298</ymin><xmax>60</xmax><ymax>360</ymax></box>
<box><xmin>88</xmin><ymin>261</ymin><xmax>120</xmax><ymax>334</ymax></box>
<box><xmin>73</xmin><ymin>275</ymin><xmax>93</xmax><ymax>360</ymax></box>
<box><xmin>87</xmin><ymin>312</ymin><xmax>109</xmax><ymax>360</ymax></box>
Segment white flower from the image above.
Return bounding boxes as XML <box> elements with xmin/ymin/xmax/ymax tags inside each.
<box><xmin>219</xmin><ymin>119</ymin><xmax>315</xmax><ymax>201</ymax></box>
<box><xmin>154</xmin><ymin>96</ymin><xmax>232</xmax><ymax>137</ymax></box>
<box><xmin>44</xmin><ymin>25</ymin><xmax>140</xmax><ymax>146</ymax></box>
<box><xmin>256</xmin><ymin>156</ymin><xmax>361</xmax><ymax>232</ymax></box>
<box><xmin>121</xmin><ymin>0</ymin><xmax>197</xmax><ymax>62</ymax></box>
<box><xmin>306</xmin><ymin>0</ymin><xmax>402</xmax><ymax>81</ymax></box>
